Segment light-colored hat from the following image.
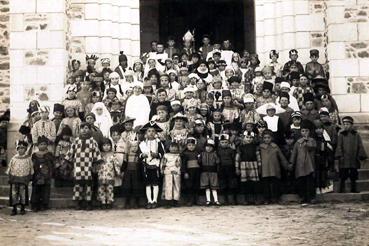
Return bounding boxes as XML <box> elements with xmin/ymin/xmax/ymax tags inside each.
<box><xmin>188</xmin><ymin>73</ymin><xmax>200</xmax><ymax>80</ymax></box>
<box><xmin>166</xmin><ymin>69</ymin><xmax>177</xmax><ymax>76</ymax></box>
<box><xmin>39</xmin><ymin>106</ymin><xmax>50</xmax><ymax>113</ymax></box>
<box><xmin>243</xmin><ymin>93</ymin><xmax>255</xmax><ymax>103</ymax></box>
<box><xmin>280</xmin><ymin>82</ymin><xmax>291</xmax><ymax>89</ymax></box>
<box><xmin>131</xmin><ymin>81</ymin><xmax>143</xmax><ymax>89</ymax></box>
<box><xmin>183</xmin><ymin>86</ymin><xmax>196</xmax><ymax>94</ymax></box>
<box><xmin>109</xmin><ymin>72</ymin><xmax>120</xmax><ymax>79</ymax></box>
<box><xmin>171</xmin><ymin>100</ymin><xmax>181</xmax><ymax>106</ymax></box>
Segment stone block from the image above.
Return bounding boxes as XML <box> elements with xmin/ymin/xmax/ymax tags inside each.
<box><xmin>111</xmin><ymin>38</ymin><xmax>119</xmax><ymax>54</ymax></box>
<box><xmin>347</xmin><ymin>76</ymin><xmax>369</xmax><ymax>94</ymax></box>
<box><xmin>295</xmin><ymin>15</ymin><xmax>311</xmax><ymax>32</ymax></box>
<box><xmin>48</xmin><ymin>13</ymin><xmax>65</xmax><ymax>30</ymax></box>
<box><xmin>255</xmin><ymin>37</ymin><xmax>264</xmax><ymax>54</ymax></box>
<box><xmin>345</xmin><ymin>42</ymin><xmax>369</xmax><ymax>59</ymax></box>
<box><xmin>328</xmin><ymin>23</ymin><xmax>358</xmax><ymax>42</ymax></box>
<box><xmin>282</xmin><ymin>16</ymin><xmax>294</xmax><ymax>33</ymax></box>
<box><xmin>275</xmin><ymin>34</ymin><xmax>283</xmax><ymax>50</ymax></box>
<box><xmin>329</xmin><ymin>59</ymin><xmax>359</xmax><ymax>77</ymax></box>
<box><xmin>295</xmin><ymin>32</ymin><xmax>310</xmax><ymax>49</ymax></box>
<box><xmin>37</xmin><ymin>66</ymin><xmax>66</xmax><ymax>85</ymax></box>
<box><xmin>111</xmin><ymin>22</ymin><xmax>120</xmax><ymax>39</ymax></box>
<box><xmin>119</xmin><ymin>23</ymin><xmax>131</xmax><ymax>39</ymax></box>
<box><xmin>85</xmin><ymin>37</ymin><xmax>100</xmax><ymax>53</ymax></box>
<box><xmin>296</xmin><ymin>48</ymin><xmax>311</xmax><ymax>65</ymax></box>
<box><xmin>23</xmin><ymin>13</ymin><xmax>48</xmax><ymax>31</ymax></box>
<box><xmin>130</xmin><ymin>24</ymin><xmax>140</xmax><ymax>41</ymax></box>
<box><xmin>36</xmin><ymin>0</ymin><xmax>65</xmax><ymax>13</ymax></box>
<box><xmin>359</xmin><ymin>59</ymin><xmax>369</xmax><ymax>76</ymax></box>
<box><xmin>294</xmin><ymin>0</ymin><xmax>309</xmax><ymax>15</ymax></box>
<box><xmin>69</xmin><ymin>3</ymin><xmax>84</xmax><ymax>19</ymax></box>
<box><xmin>263</xmin><ymin>35</ymin><xmax>276</xmax><ymax>52</ymax></box>
<box><xmin>119</xmin><ymin>39</ymin><xmax>131</xmax><ymax>55</ymax></box>
<box><xmin>330</xmin><ymin>77</ymin><xmax>348</xmax><ymax>94</ymax></box>
<box><xmin>119</xmin><ymin>6</ymin><xmax>131</xmax><ymax>23</ymax></box>
<box><xmin>131</xmin><ymin>40</ymin><xmax>140</xmax><ymax>58</ymax></box>
<box><xmin>100</xmin><ymin>3</ymin><xmax>112</xmax><ymax>21</ymax></box>
<box><xmin>84</xmin><ymin>3</ymin><xmax>99</xmax><ymax>19</ymax></box>
<box><xmin>9</xmin><ymin>14</ymin><xmax>24</xmax><ymax>32</ymax></box>
<box><xmin>358</xmin><ymin>23</ymin><xmax>369</xmax><ymax>41</ymax></box>
<box><xmin>37</xmin><ymin>31</ymin><xmax>65</xmax><ymax>49</ymax></box>
<box><xmin>48</xmin><ymin>49</ymin><xmax>67</xmax><ymax>66</ymax></box>
<box><xmin>327</xmin><ymin>42</ymin><xmax>346</xmax><ymax>60</ymax></box>
<box><xmin>130</xmin><ymin>7</ymin><xmax>139</xmax><ymax>25</ymax></box>
<box><xmin>326</xmin><ymin>6</ymin><xmax>345</xmax><ymax>24</ymax></box>
<box><xmin>255</xmin><ymin>21</ymin><xmax>264</xmax><ymax>37</ymax></box>
<box><xmin>100</xmin><ymin>20</ymin><xmax>112</xmax><ymax>37</ymax></box>
<box><xmin>275</xmin><ymin>1</ymin><xmax>282</xmax><ymax>18</ymax></box>
<box><xmin>310</xmin><ymin>14</ymin><xmax>325</xmax><ymax>31</ymax></box>
<box><xmin>310</xmin><ymin>32</ymin><xmax>324</xmax><ymax>47</ymax></box>
<box><xmin>334</xmin><ymin>94</ymin><xmax>361</xmax><ymax>112</ymax></box>
<box><xmin>24</xmin><ymin>50</ymin><xmax>48</xmax><ymax>65</ymax></box>
<box><xmin>9</xmin><ymin>50</ymin><xmax>24</xmax><ymax>67</ymax></box>
<box><xmin>275</xmin><ymin>17</ymin><xmax>282</xmax><ymax>35</ymax></box>
<box><xmin>361</xmin><ymin>94</ymin><xmax>369</xmax><ymax>112</ymax></box>
<box><xmin>344</xmin><ymin>5</ymin><xmax>369</xmax><ymax>23</ymax></box>
<box><xmin>111</xmin><ymin>5</ymin><xmax>120</xmax><ymax>23</ymax></box>
<box><xmin>71</xmin><ymin>19</ymin><xmax>100</xmax><ymax>36</ymax></box>
<box><xmin>281</xmin><ymin>0</ymin><xmax>294</xmax><ymax>16</ymax></box>
<box><xmin>10</xmin><ymin>32</ymin><xmax>37</xmax><ymax>49</ymax></box>
<box><xmin>9</xmin><ymin>84</ymin><xmax>25</xmax><ymax>103</ymax></box>
<box><xmin>100</xmin><ymin>37</ymin><xmax>112</xmax><ymax>53</ymax></box>
<box><xmin>263</xmin><ymin>2</ymin><xmax>275</xmax><ymax>19</ymax></box>
<box><xmin>282</xmin><ymin>32</ymin><xmax>295</xmax><ymax>50</ymax></box>
<box><xmin>9</xmin><ymin>0</ymin><xmax>36</xmax><ymax>13</ymax></box>
<box><xmin>129</xmin><ymin>0</ymin><xmax>139</xmax><ymax>9</ymax></box>
<box><xmin>263</xmin><ymin>19</ymin><xmax>275</xmax><ymax>36</ymax></box>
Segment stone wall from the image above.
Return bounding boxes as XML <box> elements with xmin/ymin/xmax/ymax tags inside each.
<box><xmin>0</xmin><ymin>0</ymin><xmax>9</xmax><ymax>113</ymax></box>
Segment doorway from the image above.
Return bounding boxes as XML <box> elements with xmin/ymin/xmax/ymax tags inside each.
<box><xmin>140</xmin><ymin>0</ymin><xmax>255</xmax><ymax>54</ymax></box>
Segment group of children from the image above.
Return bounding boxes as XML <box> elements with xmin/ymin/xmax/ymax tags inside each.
<box><xmin>3</xmin><ymin>35</ymin><xmax>368</xmax><ymax>216</ymax></box>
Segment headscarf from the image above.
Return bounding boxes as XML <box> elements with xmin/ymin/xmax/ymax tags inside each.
<box><xmin>91</xmin><ymin>102</ymin><xmax>113</xmax><ymax>138</ymax></box>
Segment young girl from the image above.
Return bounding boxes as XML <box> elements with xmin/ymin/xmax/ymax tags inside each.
<box><xmin>259</xmin><ymin>130</ymin><xmax>289</xmax><ymax>204</ymax></box>
<box><xmin>221</xmin><ymin>90</ymin><xmax>240</xmax><ymax>123</ymax></box>
<box><xmin>31</xmin><ymin>106</ymin><xmax>56</xmax><ymax>151</ymax></box>
<box><xmin>199</xmin><ymin>139</ymin><xmax>220</xmax><ymax>206</ymax></box>
<box><xmin>290</xmin><ymin>120</ymin><xmax>317</xmax><ymax>204</ymax></box>
<box><xmin>98</xmin><ymin>138</ymin><xmax>119</xmax><ymax>209</ymax></box>
<box><xmin>91</xmin><ymin>102</ymin><xmax>113</xmax><ymax>138</ymax></box>
<box><xmin>161</xmin><ymin>142</ymin><xmax>182</xmax><ymax>207</ymax></box>
<box><xmin>6</xmin><ymin>141</ymin><xmax>33</xmax><ymax>215</ymax></box>
<box><xmin>62</xmin><ymin>84</ymin><xmax>84</xmax><ymax>119</ymax></box>
<box><xmin>240</xmin><ymin>94</ymin><xmax>261</xmax><ymax>129</ymax></box>
<box><xmin>181</xmin><ymin>137</ymin><xmax>201</xmax><ymax>206</ymax></box>
<box><xmin>31</xmin><ymin>136</ymin><xmax>54</xmax><ymax>212</ymax></box>
<box><xmin>153</xmin><ymin>105</ymin><xmax>171</xmax><ymax>143</ymax></box>
<box><xmin>122</xmin><ymin>139</ymin><xmax>144</xmax><ymax>208</ymax></box>
<box><xmin>236</xmin><ymin>131</ymin><xmax>262</xmax><ymax>205</ymax></box>
<box><xmin>170</xmin><ymin>113</ymin><xmax>189</xmax><ymax>151</ymax></box>
<box><xmin>54</xmin><ymin>126</ymin><xmax>73</xmax><ymax>186</ymax></box>
<box><xmin>57</xmin><ymin>106</ymin><xmax>81</xmax><ymax>139</ymax></box>
<box><xmin>207</xmin><ymin>109</ymin><xmax>224</xmax><ymax>145</ymax></box>
<box><xmin>159</xmin><ymin>74</ymin><xmax>176</xmax><ymax>101</ymax></box>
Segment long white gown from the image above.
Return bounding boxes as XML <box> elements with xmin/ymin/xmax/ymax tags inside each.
<box><xmin>125</xmin><ymin>94</ymin><xmax>150</xmax><ymax>128</ymax></box>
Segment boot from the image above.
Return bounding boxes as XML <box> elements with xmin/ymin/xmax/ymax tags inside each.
<box><xmin>86</xmin><ymin>201</ymin><xmax>93</xmax><ymax>211</ymax></box>
<box><xmin>10</xmin><ymin>206</ymin><xmax>17</xmax><ymax>216</ymax></box>
<box><xmin>20</xmin><ymin>205</ymin><xmax>26</xmax><ymax>215</ymax></box>
<box><xmin>351</xmin><ymin>180</ymin><xmax>359</xmax><ymax>193</ymax></box>
<box><xmin>339</xmin><ymin>179</ymin><xmax>346</xmax><ymax>193</ymax></box>
<box><xmin>76</xmin><ymin>200</ymin><xmax>83</xmax><ymax>210</ymax></box>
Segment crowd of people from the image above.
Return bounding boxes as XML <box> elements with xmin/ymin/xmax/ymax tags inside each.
<box><xmin>2</xmin><ymin>33</ymin><xmax>368</xmax><ymax>216</ymax></box>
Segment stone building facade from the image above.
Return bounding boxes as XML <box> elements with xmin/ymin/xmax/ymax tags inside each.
<box><xmin>1</xmin><ymin>0</ymin><xmax>369</xmax><ymax>152</ymax></box>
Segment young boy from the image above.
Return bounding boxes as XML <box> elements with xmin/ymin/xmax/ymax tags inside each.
<box><xmin>305</xmin><ymin>49</ymin><xmax>325</xmax><ymax>80</ymax></box>
<box><xmin>6</xmin><ymin>141</ymin><xmax>33</xmax><ymax>215</ymax></box>
<box><xmin>217</xmin><ymin>134</ymin><xmax>238</xmax><ymax>205</ymax></box>
<box><xmin>335</xmin><ymin>116</ymin><xmax>367</xmax><ymax>193</ymax></box>
<box><xmin>139</xmin><ymin>121</ymin><xmax>165</xmax><ymax>209</ymax></box>
<box><xmin>31</xmin><ymin>136</ymin><xmax>54</xmax><ymax>212</ymax></box>
<box><xmin>200</xmin><ymin>139</ymin><xmax>221</xmax><ymax>206</ymax></box>
<box><xmin>65</xmin><ymin>122</ymin><xmax>103</xmax><ymax>210</ymax></box>
<box><xmin>290</xmin><ymin>120</ymin><xmax>317</xmax><ymax>204</ymax></box>
<box><xmin>52</xmin><ymin>103</ymin><xmax>64</xmax><ymax>133</ymax></box>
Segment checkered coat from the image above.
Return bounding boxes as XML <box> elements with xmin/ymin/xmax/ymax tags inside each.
<box><xmin>65</xmin><ymin>137</ymin><xmax>103</xmax><ymax>181</ymax></box>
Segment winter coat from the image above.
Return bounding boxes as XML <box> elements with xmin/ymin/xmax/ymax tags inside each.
<box><xmin>290</xmin><ymin>138</ymin><xmax>316</xmax><ymax>178</ymax></box>
<box><xmin>259</xmin><ymin>143</ymin><xmax>289</xmax><ymax>178</ymax></box>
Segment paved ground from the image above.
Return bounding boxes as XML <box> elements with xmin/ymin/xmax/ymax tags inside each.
<box><xmin>0</xmin><ymin>203</ymin><xmax>369</xmax><ymax>246</ymax></box>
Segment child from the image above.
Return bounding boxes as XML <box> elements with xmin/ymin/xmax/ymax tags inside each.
<box><xmin>54</xmin><ymin>126</ymin><xmax>73</xmax><ymax>186</ymax></box>
<box><xmin>0</xmin><ymin>111</ymin><xmax>9</xmax><ymax>167</ymax></box>
<box><xmin>207</xmin><ymin>109</ymin><xmax>224</xmax><ymax>145</ymax></box>
<box><xmin>289</xmin><ymin>111</ymin><xmax>302</xmax><ymax>142</ymax></box>
<box><xmin>290</xmin><ymin>120</ymin><xmax>317</xmax><ymax>204</ymax></box>
<box><xmin>98</xmin><ymin>138</ymin><xmax>119</xmax><ymax>209</ymax></box>
<box><xmin>31</xmin><ymin>106</ymin><xmax>56</xmax><ymax>151</ymax></box>
<box><xmin>181</xmin><ymin>137</ymin><xmax>201</xmax><ymax>206</ymax></box>
<box><xmin>91</xmin><ymin>102</ymin><xmax>113</xmax><ymax>138</ymax></box>
<box><xmin>62</xmin><ymin>84</ymin><xmax>84</xmax><ymax>119</ymax></box>
<box><xmin>6</xmin><ymin>141</ymin><xmax>33</xmax><ymax>215</ymax></box>
<box><xmin>236</xmin><ymin>131</ymin><xmax>262</xmax><ymax>205</ymax></box>
<box><xmin>301</xmin><ymin>93</ymin><xmax>319</xmax><ymax>123</ymax></box>
<box><xmin>85</xmin><ymin>91</ymin><xmax>102</xmax><ymax>114</ymax></box>
<box><xmin>153</xmin><ymin>105</ymin><xmax>171</xmax><ymax>142</ymax></box>
<box><xmin>199</xmin><ymin>139</ymin><xmax>221</xmax><ymax>206</ymax></box>
<box><xmin>335</xmin><ymin>116</ymin><xmax>367</xmax><ymax>193</ymax></box>
<box><xmin>121</xmin><ymin>117</ymin><xmax>138</xmax><ymax>145</ymax></box>
<box><xmin>259</xmin><ymin>130</ymin><xmax>289</xmax><ymax>204</ymax></box>
<box><xmin>110</xmin><ymin>125</ymin><xmax>125</xmax><ymax>196</ymax></box>
<box><xmin>65</xmin><ymin>122</ymin><xmax>103</xmax><ymax>210</ymax></box>
<box><xmin>217</xmin><ymin>134</ymin><xmax>238</xmax><ymax>205</ymax></box>
<box><xmin>305</xmin><ymin>49</ymin><xmax>325</xmax><ymax>80</ymax></box>
<box><xmin>282</xmin><ymin>49</ymin><xmax>304</xmax><ymax>77</ymax></box>
<box><xmin>122</xmin><ymin>139</ymin><xmax>144</xmax><ymax>208</ymax></box>
<box><xmin>31</xmin><ymin>136</ymin><xmax>54</xmax><ymax>211</ymax></box>
<box><xmin>52</xmin><ymin>103</ymin><xmax>65</xmax><ymax>133</ymax></box>
<box><xmin>57</xmin><ymin>106</ymin><xmax>81</xmax><ymax>139</ymax></box>
<box><xmin>161</xmin><ymin>142</ymin><xmax>182</xmax><ymax>207</ymax></box>
<box><xmin>240</xmin><ymin>94</ymin><xmax>261</xmax><ymax>129</ymax></box>
<box><xmin>170</xmin><ymin>113</ymin><xmax>189</xmax><ymax>150</ymax></box>
<box><xmin>221</xmin><ymin>90</ymin><xmax>240</xmax><ymax>123</ymax></box>
<box><xmin>139</xmin><ymin>121</ymin><xmax>165</xmax><ymax>209</ymax></box>
<box><xmin>255</xmin><ymin>81</ymin><xmax>275</xmax><ymax>108</ymax></box>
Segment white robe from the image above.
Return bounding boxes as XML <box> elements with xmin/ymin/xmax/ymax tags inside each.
<box><xmin>125</xmin><ymin>94</ymin><xmax>150</xmax><ymax>127</ymax></box>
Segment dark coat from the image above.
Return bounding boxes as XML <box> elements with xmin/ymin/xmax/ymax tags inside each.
<box><xmin>290</xmin><ymin>138</ymin><xmax>316</xmax><ymax>178</ymax></box>
<box><xmin>259</xmin><ymin>143</ymin><xmax>289</xmax><ymax>178</ymax></box>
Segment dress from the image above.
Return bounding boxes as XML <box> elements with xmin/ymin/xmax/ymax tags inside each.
<box><xmin>98</xmin><ymin>152</ymin><xmax>119</xmax><ymax>204</ymax></box>
<box><xmin>161</xmin><ymin>153</ymin><xmax>181</xmax><ymax>201</ymax></box>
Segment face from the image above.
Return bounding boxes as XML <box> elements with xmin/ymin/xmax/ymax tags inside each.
<box><xmin>213</xmin><ymin>81</ymin><xmax>222</xmax><ymax>89</ymax></box>
<box><xmin>271</xmin><ymin>55</ymin><xmax>278</xmax><ymax>62</ymax></box>
<box><xmin>65</xmin><ymin>108</ymin><xmax>75</xmax><ymax>117</ymax></box>
<box><xmin>184</xmin><ymin>40</ymin><xmax>191</xmax><ymax>48</ymax></box>
<box><xmin>205</xmin><ymin>145</ymin><xmax>213</xmax><ymax>152</ymax></box>
<box><xmin>67</xmin><ymin>91</ymin><xmax>76</xmax><ymax>99</ymax></box>
<box><xmin>286</xmin><ymin>138</ymin><xmax>294</xmax><ymax>145</ymax></box>
<box><xmin>157</xmin><ymin>109</ymin><xmax>168</xmax><ymax>120</ymax></box>
<box><xmin>86</xmin><ymin>116</ymin><xmax>95</xmax><ymax>124</ymax></box>
<box><xmin>292</xmin><ymin>117</ymin><xmax>301</xmax><ymax>125</ymax></box>
<box><xmin>87</xmin><ymin>59</ymin><xmax>96</xmax><ymax>68</ymax></box>
<box><xmin>263</xmin><ymin>134</ymin><xmax>272</xmax><ymax>144</ymax></box>
<box><xmin>290</xmin><ymin>54</ymin><xmax>298</xmax><ymax>61</ymax></box>
<box><xmin>218</xmin><ymin>64</ymin><xmax>225</xmax><ymax>71</ymax></box>
<box><xmin>120</xmin><ymin>60</ymin><xmax>127</xmax><ymax>68</ymax></box>
<box><xmin>243</xmin><ymin>135</ymin><xmax>253</xmax><ymax>144</ymax></box>
<box><xmin>95</xmin><ymin>107</ymin><xmax>103</xmax><ymax>116</ymax></box>
<box><xmin>111</xmin><ymin>132</ymin><xmax>120</xmax><ymax>142</ymax></box>
<box><xmin>245</xmin><ymin>123</ymin><xmax>254</xmax><ymax>132</ymax></box>
<box><xmin>208</xmin><ymin>63</ymin><xmax>215</xmax><ymax>69</ymax></box>
<box><xmin>300</xmin><ymin>76</ymin><xmax>308</xmax><ymax>87</ymax></box>
<box><xmin>103</xmin><ymin>143</ymin><xmax>112</xmax><ymax>152</ymax></box>
<box><xmin>107</xmin><ymin>91</ymin><xmax>116</xmax><ymax>99</ymax></box>
<box><xmin>146</xmin><ymin>128</ymin><xmax>156</xmax><ymax>139</ymax></box>
<box><xmin>220</xmin><ymin>140</ymin><xmax>228</xmax><ymax>148</ymax></box>
<box><xmin>311</xmin><ymin>55</ymin><xmax>318</xmax><ymax>62</ymax></box>
<box><xmin>187</xmin><ymin>106</ymin><xmax>196</xmax><ymax>114</ymax></box>
<box><xmin>40</xmin><ymin>111</ymin><xmax>49</xmax><ymax>120</ymax></box>
<box><xmin>262</xmin><ymin>89</ymin><xmax>271</xmax><ymax>98</ymax></box>
<box><xmin>320</xmin><ymin>114</ymin><xmax>330</xmax><ymax>123</ymax></box>
<box><xmin>263</xmin><ymin>71</ymin><xmax>273</xmax><ymax>79</ymax></box>
<box><xmin>169</xmin><ymin>145</ymin><xmax>179</xmax><ymax>153</ymax></box>
<box><xmin>290</xmin><ymin>65</ymin><xmax>298</xmax><ymax>72</ymax></box>
<box><xmin>305</xmin><ymin>101</ymin><xmax>314</xmax><ymax>110</ymax></box>
<box><xmin>223</xmin><ymin>40</ymin><xmax>231</xmax><ymax>49</ymax></box>
<box><xmin>213</xmin><ymin>112</ymin><xmax>222</xmax><ymax>122</ymax></box>
<box><xmin>322</xmin><ymin>98</ymin><xmax>332</xmax><ymax>108</ymax></box>
<box><xmin>202</xmin><ymin>37</ymin><xmax>210</xmax><ymax>45</ymax></box>
<box><xmin>157</xmin><ymin>44</ymin><xmax>164</xmax><ymax>52</ymax></box>
<box><xmin>80</xmin><ymin>125</ymin><xmax>90</xmax><ymax>136</ymax></box>
<box><xmin>73</xmin><ymin>61</ymin><xmax>80</xmax><ymax>70</ymax></box>
<box><xmin>255</xmin><ymin>83</ymin><xmax>263</xmax><ymax>94</ymax></box>
<box><xmin>206</xmin><ymin>97</ymin><xmax>214</xmax><ymax>107</ymax></box>
<box><xmin>168</xmin><ymin>39</ymin><xmax>175</xmax><ymax>47</ymax></box>
<box><xmin>223</xmin><ymin>96</ymin><xmax>232</xmax><ymax>105</ymax></box>
<box><xmin>124</xmin><ymin>122</ymin><xmax>133</xmax><ymax>131</ymax></box>
<box><xmin>148</xmin><ymin>59</ymin><xmax>156</xmax><ymax>67</ymax></box>
<box><xmin>195</xmin><ymin>124</ymin><xmax>205</xmax><ymax>133</ymax></box>
<box><xmin>291</xmin><ymin>79</ymin><xmax>299</xmax><ymax>87</ymax></box>
<box><xmin>38</xmin><ymin>142</ymin><xmax>48</xmax><ymax>151</ymax></box>
<box><xmin>343</xmin><ymin>122</ymin><xmax>352</xmax><ymax>131</ymax></box>
<box><xmin>133</xmin><ymin>86</ymin><xmax>142</xmax><ymax>96</ymax></box>
<box><xmin>111</xmin><ymin>76</ymin><xmax>119</xmax><ymax>85</ymax></box>
<box><xmin>17</xmin><ymin>146</ymin><xmax>27</xmax><ymax>155</ymax></box>
<box><xmin>225</xmin><ymin>69</ymin><xmax>234</xmax><ymax>78</ymax></box>
<box><xmin>160</xmin><ymin>76</ymin><xmax>169</xmax><ymax>87</ymax></box>
<box><xmin>187</xmin><ymin>143</ymin><xmax>196</xmax><ymax>151</ymax></box>
<box><xmin>196</xmin><ymin>80</ymin><xmax>205</xmax><ymax>90</ymax></box>
<box><xmin>157</xmin><ymin>91</ymin><xmax>167</xmax><ymax>101</ymax></box>
<box><xmin>266</xmin><ymin>108</ymin><xmax>276</xmax><ymax>117</ymax></box>
<box><xmin>92</xmin><ymin>95</ymin><xmax>100</xmax><ymax>103</ymax></box>
<box><xmin>185</xmin><ymin>91</ymin><xmax>194</xmax><ymax>99</ymax></box>
<box><xmin>301</xmin><ymin>128</ymin><xmax>310</xmax><ymax>138</ymax></box>
<box><xmin>280</xmin><ymin>87</ymin><xmax>290</xmax><ymax>94</ymax></box>
<box><xmin>151</xmin><ymin>42</ymin><xmax>158</xmax><ymax>51</ymax></box>
<box><xmin>174</xmin><ymin>119</ymin><xmax>184</xmax><ymax>128</ymax></box>
<box><xmin>171</xmin><ymin>104</ymin><xmax>181</xmax><ymax>112</ymax></box>
<box><xmin>279</xmin><ymin>97</ymin><xmax>289</xmax><ymax>108</ymax></box>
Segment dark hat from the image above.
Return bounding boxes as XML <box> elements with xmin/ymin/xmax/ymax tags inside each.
<box><xmin>80</xmin><ymin>122</ymin><xmax>92</xmax><ymax>129</ymax></box>
<box><xmin>19</xmin><ymin>125</ymin><xmax>31</xmax><ymax>135</ymax></box>
<box><xmin>53</xmin><ymin>103</ymin><xmax>64</xmax><ymax>113</ymax></box>
<box><xmin>269</xmin><ymin>50</ymin><xmax>279</xmax><ymax>58</ymax></box>
<box><xmin>119</xmin><ymin>51</ymin><xmax>127</xmax><ymax>62</ymax></box>
<box><xmin>303</xmin><ymin>93</ymin><xmax>315</xmax><ymax>103</ymax></box>
<box><xmin>222</xmin><ymin>90</ymin><xmax>232</xmax><ymax>98</ymax></box>
<box><xmin>342</xmin><ymin>116</ymin><xmax>354</xmax><ymax>124</ymax></box>
<box><xmin>140</xmin><ymin>121</ymin><xmax>163</xmax><ymax>132</ymax></box>
<box><xmin>219</xmin><ymin>134</ymin><xmax>229</xmax><ymax>141</ymax></box>
<box><xmin>110</xmin><ymin>124</ymin><xmax>124</xmax><ymax>135</ymax></box>
<box><xmin>218</xmin><ymin>60</ymin><xmax>227</xmax><ymax>66</ymax></box>
<box><xmin>156</xmin><ymin>105</ymin><xmax>169</xmax><ymax>112</ymax></box>
<box><xmin>186</xmin><ymin>137</ymin><xmax>197</xmax><ymax>145</ymax></box>
<box><xmin>85</xmin><ymin>112</ymin><xmax>96</xmax><ymax>120</ymax></box>
<box><xmin>279</xmin><ymin>91</ymin><xmax>290</xmax><ymax>100</ymax></box>
<box><xmin>300</xmin><ymin>119</ymin><xmax>315</xmax><ymax>131</ymax></box>
<box><xmin>228</xmin><ymin>76</ymin><xmax>241</xmax><ymax>84</ymax></box>
<box><xmin>172</xmin><ymin>113</ymin><xmax>188</xmax><ymax>122</ymax></box>
<box><xmin>313</xmin><ymin>77</ymin><xmax>330</xmax><ymax>93</ymax></box>
<box><xmin>310</xmin><ymin>49</ymin><xmax>319</xmax><ymax>57</ymax></box>
<box><xmin>202</xmin><ymin>34</ymin><xmax>210</xmax><ymax>39</ymax></box>
<box><xmin>37</xmin><ymin>135</ymin><xmax>49</xmax><ymax>145</ymax></box>
<box><xmin>289</xmin><ymin>71</ymin><xmax>300</xmax><ymax>81</ymax></box>
<box><xmin>190</xmin><ymin>53</ymin><xmax>201</xmax><ymax>60</ymax></box>
<box><xmin>289</xmin><ymin>49</ymin><xmax>298</xmax><ymax>56</ymax></box>
<box><xmin>262</xmin><ymin>81</ymin><xmax>274</xmax><ymax>92</ymax></box>
<box><xmin>0</xmin><ymin>111</ymin><xmax>10</xmax><ymax>122</ymax></box>
<box><xmin>275</xmin><ymin>77</ymin><xmax>284</xmax><ymax>84</ymax></box>
<box><xmin>291</xmin><ymin>111</ymin><xmax>302</xmax><ymax>119</ymax></box>
<box><xmin>60</xmin><ymin>125</ymin><xmax>73</xmax><ymax>137</ymax></box>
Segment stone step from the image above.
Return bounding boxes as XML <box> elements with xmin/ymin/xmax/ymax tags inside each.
<box><xmin>359</xmin><ymin>169</ymin><xmax>369</xmax><ymax>180</ymax></box>
<box><xmin>333</xmin><ymin>179</ymin><xmax>369</xmax><ymax>193</ymax></box>
<box><xmin>0</xmin><ymin>185</ymin><xmax>73</xmax><ymax>198</ymax></box>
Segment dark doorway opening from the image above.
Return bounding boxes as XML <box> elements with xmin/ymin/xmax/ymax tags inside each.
<box><xmin>140</xmin><ymin>0</ymin><xmax>255</xmax><ymax>55</ymax></box>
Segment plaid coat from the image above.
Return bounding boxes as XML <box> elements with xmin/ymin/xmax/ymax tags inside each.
<box><xmin>65</xmin><ymin>136</ymin><xmax>103</xmax><ymax>181</ymax></box>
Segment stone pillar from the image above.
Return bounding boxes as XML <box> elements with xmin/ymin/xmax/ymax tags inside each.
<box><xmin>8</xmin><ymin>0</ymin><xmax>68</xmax><ymax>156</ymax></box>
<box><xmin>326</xmin><ymin>0</ymin><xmax>369</xmax><ymax>116</ymax></box>
<box><xmin>69</xmin><ymin>0</ymin><xmax>140</xmax><ymax>71</ymax></box>
<box><xmin>0</xmin><ymin>0</ymin><xmax>9</xmax><ymax>113</ymax></box>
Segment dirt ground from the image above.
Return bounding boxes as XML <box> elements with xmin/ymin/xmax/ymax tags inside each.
<box><xmin>0</xmin><ymin>203</ymin><xmax>369</xmax><ymax>246</ymax></box>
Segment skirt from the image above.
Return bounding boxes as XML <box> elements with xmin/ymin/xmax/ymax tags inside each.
<box><xmin>200</xmin><ymin>172</ymin><xmax>219</xmax><ymax>190</ymax></box>
<box><xmin>121</xmin><ymin>169</ymin><xmax>144</xmax><ymax>196</ymax></box>
<box><xmin>240</xmin><ymin>161</ymin><xmax>260</xmax><ymax>182</ymax></box>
